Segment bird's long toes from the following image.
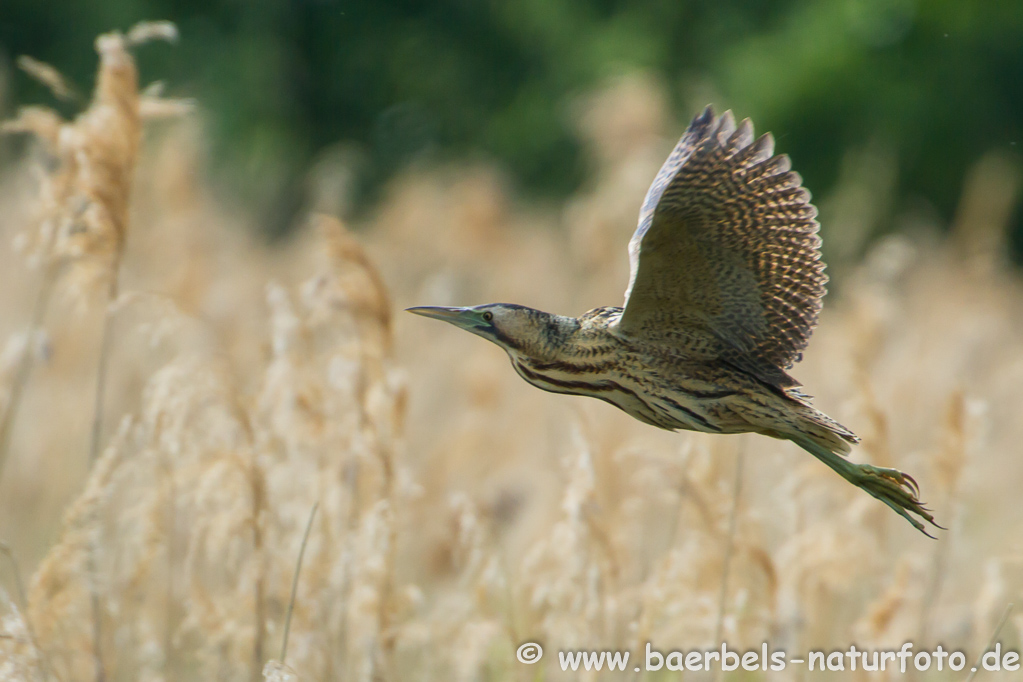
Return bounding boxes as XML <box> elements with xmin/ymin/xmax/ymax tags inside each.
<box><xmin>859</xmin><ymin>463</ymin><xmax>919</xmax><ymax>493</ymax></box>
<box><xmin>852</xmin><ymin>463</ymin><xmax>941</xmax><ymax>536</ymax></box>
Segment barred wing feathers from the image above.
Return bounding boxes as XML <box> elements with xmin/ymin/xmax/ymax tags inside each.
<box><xmin>617</xmin><ymin>107</ymin><xmax>826</xmax><ymax>387</ymax></box>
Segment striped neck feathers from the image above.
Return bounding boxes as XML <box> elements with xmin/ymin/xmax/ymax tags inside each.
<box><xmin>484</xmin><ymin>304</ymin><xmax>578</xmax><ymax>362</ymax></box>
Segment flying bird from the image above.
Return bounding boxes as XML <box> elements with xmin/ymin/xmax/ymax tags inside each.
<box><xmin>408</xmin><ymin>107</ymin><xmax>937</xmax><ymax>535</ymax></box>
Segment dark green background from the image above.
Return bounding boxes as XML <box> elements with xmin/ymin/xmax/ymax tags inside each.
<box><xmin>1</xmin><ymin>0</ymin><xmax>1021</xmax><ymax>254</ymax></box>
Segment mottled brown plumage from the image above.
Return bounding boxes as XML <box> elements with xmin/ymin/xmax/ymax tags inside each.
<box><xmin>409</xmin><ymin>106</ymin><xmax>938</xmax><ymax>535</ymax></box>
<box><xmin>622</xmin><ymin>107</ymin><xmax>824</xmax><ymax>388</ymax></box>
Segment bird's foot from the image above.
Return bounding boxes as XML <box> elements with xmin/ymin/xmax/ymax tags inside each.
<box><xmin>850</xmin><ymin>463</ymin><xmax>943</xmax><ymax>537</ymax></box>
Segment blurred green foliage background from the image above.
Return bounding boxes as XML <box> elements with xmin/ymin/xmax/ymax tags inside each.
<box><xmin>1</xmin><ymin>0</ymin><xmax>1021</xmax><ymax>253</ymax></box>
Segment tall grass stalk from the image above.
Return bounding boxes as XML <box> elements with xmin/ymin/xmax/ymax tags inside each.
<box><xmin>0</xmin><ymin>265</ymin><xmax>56</xmax><ymax>486</ymax></box>
<box><xmin>88</xmin><ymin>546</ymin><xmax>105</xmax><ymax>682</ymax></box>
<box><xmin>281</xmin><ymin>502</ymin><xmax>319</xmax><ymax>663</ymax></box>
<box><xmin>964</xmin><ymin>604</ymin><xmax>1014</xmax><ymax>682</ymax></box>
<box><xmin>87</xmin><ymin>270</ymin><xmax>121</xmax><ymax>469</ymax></box>
<box><xmin>0</xmin><ymin>541</ymin><xmax>47</xmax><ymax>677</ymax></box>
<box><xmin>919</xmin><ymin>393</ymin><xmax>968</xmax><ymax>644</ymax></box>
<box><xmin>713</xmin><ymin>444</ymin><xmax>743</xmax><ymax>653</ymax></box>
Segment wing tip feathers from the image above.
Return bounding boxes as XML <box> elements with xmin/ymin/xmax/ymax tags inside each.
<box><xmin>627</xmin><ymin>106</ymin><xmax>829</xmax><ymax>370</ymax></box>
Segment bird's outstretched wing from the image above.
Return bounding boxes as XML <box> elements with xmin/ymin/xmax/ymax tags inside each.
<box><xmin>617</xmin><ymin>106</ymin><xmax>826</xmax><ymax>387</ymax></box>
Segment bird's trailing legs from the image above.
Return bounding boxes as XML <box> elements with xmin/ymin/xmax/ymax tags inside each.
<box><xmin>795</xmin><ymin>436</ymin><xmax>941</xmax><ymax>537</ymax></box>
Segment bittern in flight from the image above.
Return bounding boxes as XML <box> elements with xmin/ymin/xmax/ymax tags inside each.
<box><xmin>409</xmin><ymin>107</ymin><xmax>937</xmax><ymax>535</ymax></box>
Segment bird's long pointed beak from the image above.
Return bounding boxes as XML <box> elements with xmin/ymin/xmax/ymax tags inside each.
<box><xmin>405</xmin><ymin>306</ymin><xmax>482</xmax><ymax>330</ymax></box>
<box><xmin>405</xmin><ymin>305</ymin><xmax>472</xmax><ymax>321</ymax></box>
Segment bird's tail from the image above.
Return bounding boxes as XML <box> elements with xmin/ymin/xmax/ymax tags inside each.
<box><xmin>794</xmin><ymin>405</ymin><xmax>858</xmax><ymax>456</ymax></box>
<box><xmin>788</xmin><ymin>408</ymin><xmax>940</xmax><ymax>537</ymax></box>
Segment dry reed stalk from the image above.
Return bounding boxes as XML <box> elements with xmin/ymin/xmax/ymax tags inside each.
<box><xmin>713</xmin><ymin>443</ymin><xmax>743</xmax><ymax>664</ymax></box>
<box><xmin>315</xmin><ymin>216</ymin><xmax>394</xmax><ymax>356</ymax></box>
<box><xmin>662</xmin><ymin>439</ymin><xmax>696</xmax><ymax>547</ymax></box>
<box><xmin>0</xmin><ymin>268</ymin><xmax>55</xmax><ymax>488</ymax></box>
<box><xmin>0</xmin><ymin>590</ymin><xmax>46</xmax><ymax>682</ymax></box>
<box><xmin>16</xmin><ymin>56</ymin><xmax>79</xmax><ymax>103</ymax></box>
<box><xmin>302</xmin><ymin>216</ymin><xmax>406</xmax><ymax>681</ymax></box>
<box><xmin>280</xmin><ymin>503</ymin><xmax>318</xmax><ymax>663</ymax></box>
<box><xmin>2</xmin><ymin>31</ymin><xmax>187</xmax><ymax>679</ymax></box>
<box><xmin>2</xmin><ymin>22</ymin><xmax>186</xmax><ymax>469</ymax></box>
<box><xmin>856</xmin><ymin>557</ymin><xmax>914</xmax><ymax>642</ymax></box>
<box><xmin>249</xmin><ymin>451</ymin><xmax>268</xmax><ymax>682</ymax></box>
<box><xmin>965</xmin><ymin>603</ymin><xmax>1014</xmax><ymax>682</ymax></box>
<box><xmin>154</xmin><ymin>440</ymin><xmax>180</xmax><ymax>676</ymax></box>
<box><xmin>516</xmin><ymin>423</ymin><xmax>630</xmax><ymax>667</ymax></box>
<box><xmin>28</xmin><ymin>417</ymin><xmax>132</xmax><ymax>681</ymax></box>
<box><xmin>80</xmin><ymin>30</ymin><xmax>143</xmax><ymax>472</ymax></box>
<box><xmin>262</xmin><ymin>660</ymin><xmax>300</xmax><ymax>682</ymax></box>
<box><xmin>430</xmin><ymin>492</ymin><xmax>518</xmax><ymax>681</ymax></box>
<box><xmin>950</xmin><ymin>152</ymin><xmax>1022</xmax><ymax>275</ymax></box>
<box><xmin>0</xmin><ymin>545</ymin><xmax>31</xmax><ymax>639</ymax></box>
<box><xmin>18</xmin><ymin>289</ymin><xmax>258</xmax><ymax>676</ymax></box>
<box><xmin>0</xmin><ymin>49</ymin><xmax>80</xmax><ymax>490</ymax></box>
<box><xmin>133</xmin><ymin>357</ymin><xmax>264</xmax><ymax>676</ymax></box>
<box><xmin>918</xmin><ymin>392</ymin><xmax>969</xmax><ymax>644</ymax></box>
<box><xmin>618</xmin><ymin>437</ymin><xmax>732</xmax><ymax>662</ymax></box>
<box><xmin>0</xmin><ymin>543</ymin><xmax>49</xmax><ymax>680</ymax></box>
<box><xmin>87</xmin><ymin>546</ymin><xmax>104</xmax><ymax>682</ymax></box>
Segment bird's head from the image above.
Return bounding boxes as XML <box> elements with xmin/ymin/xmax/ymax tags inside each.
<box><xmin>406</xmin><ymin>303</ymin><xmax>574</xmax><ymax>360</ymax></box>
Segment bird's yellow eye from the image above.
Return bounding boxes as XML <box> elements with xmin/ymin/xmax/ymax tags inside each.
<box><xmin>482</xmin><ymin>311</ymin><xmax>494</xmax><ymax>322</ymax></box>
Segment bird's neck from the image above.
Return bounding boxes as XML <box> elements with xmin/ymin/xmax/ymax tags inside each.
<box><xmin>506</xmin><ymin>314</ymin><xmax>626</xmax><ymax>398</ymax></box>
<box><xmin>508</xmin><ymin>308</ymin><xmax>620</xmax><ymax>366</ymax></box>
<box><xmin>500</xmin><ymin>311</ymin><xmax>576</xmax><ymax>362</ymax></box>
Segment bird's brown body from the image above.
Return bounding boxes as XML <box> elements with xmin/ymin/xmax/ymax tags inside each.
<box><xmin>409</xmin><ymin>107</ymin><xmax>937</xmax><ymax>535</ymax></box>
<box><xmin>503</xmin><ymin>305</ymin><xmax>854</xmax><ymax>449</ymax></box>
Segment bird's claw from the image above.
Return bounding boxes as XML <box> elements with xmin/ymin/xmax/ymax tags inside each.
<box><xmin>853</xmin><ymin>464</ymin><xmax>943</xmax><ymax>538</ymax></box>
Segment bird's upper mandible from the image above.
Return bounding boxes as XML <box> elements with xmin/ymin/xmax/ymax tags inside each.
<box><xmin>617</xmin><ymin>106</ymin><xmax>827</xmax><ymax>388</ymax></box>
